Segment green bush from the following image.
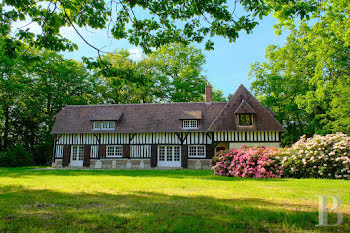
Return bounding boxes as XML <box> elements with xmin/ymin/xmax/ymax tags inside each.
<box><xmin>0</xmin><ymin>146</ymin><xmax>35</xmax><ymax>167</ymax></box>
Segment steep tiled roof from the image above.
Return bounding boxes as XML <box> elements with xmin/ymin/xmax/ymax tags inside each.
<box><xmin>208</xmin><ymin>85</ymin><xmax>285</xmax><ymax>132</ymax></box>
<box><xmin>52</xmin><ymin>102</ymin><xmax>226</xmax><ymax>134</ymax></box>
<box><xmin>234</xmin><ymin>100</ymin><xmax>256</xmax><ymax>114</ymax></box>
<box><xmin>179</xmin><ymin>111</ymin><xmax>202</xmax><ymax>120</ymax></box>
<box><xmin>52</xmin><ymin>85</ymin><xmax>285</xmax><ymax>134</ymax></box>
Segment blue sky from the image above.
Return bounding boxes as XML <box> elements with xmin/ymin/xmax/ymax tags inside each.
<box><xmin>13</xmin><ymin>11</ymin><xmax>286</xmax><ymax>97</ymax></box>
<box><xmin>60</xmin><ymin>15</ymin><xmax>286</xmax><ymax>97</ymax></box>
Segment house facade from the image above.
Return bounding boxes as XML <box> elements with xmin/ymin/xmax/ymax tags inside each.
<box><xmin>51</xmin><ymin>84</ymin><xmax>285</xmax><ymax>169</ymax></box>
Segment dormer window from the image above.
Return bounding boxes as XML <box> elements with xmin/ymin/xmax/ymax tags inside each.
<box><xmin>182</xmin><ymin>120</ymin><xmax>198</xmax><ymax>129</ymax></box>
<box><xmin>238</xmin><ymin>114</ymin><xmax>253</xmax><ymax>126</ymax></box>
<box><xmin>93</xmin><ymin>121</ymin><xmax>115</xmax><ymax>130</ymax></box>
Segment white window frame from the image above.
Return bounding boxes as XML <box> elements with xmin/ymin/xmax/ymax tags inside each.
<box><xmin>106</xmin><ymin>145</ymin><xmax>123</xmax><ymax>158</ymax></box>
<box><xmin>71</xmin><ymin>145</ymin><xmax>84</xmax><ymax>160</ymax></box>
<box><xmin>182</xmin><ymin>120</ymin><xmax>198</xmax><ymax>129</ymax></box>
<box><xmin>188</xmin><ymin>145</ymin><xmax>206</xmax><ymax>158</ymax></box>
<box><xmin>93</xmin><ymin>121</ymin><xmax>116</xmax><ymax>130</ymax></box>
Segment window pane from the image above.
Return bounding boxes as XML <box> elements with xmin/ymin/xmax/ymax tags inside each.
<box><xmin>166</xmin><ymin>147</ymin><xmax>172</xmax><ymax>161</ymax></box>
<box><xmin>109</xmin><ymin>121</ymin><xmax>116</xmax><ymax>129</ymax></box>
<box><xmin>93</xmin><ymin>121</ymin><xmax>101</xmax><ymax>129</ymax></box>
<box><xmin>72</xmin><ymin>147</ymin><xmax>77</xmax><ymax>160</ymax></box>
<box><xmin>239</xmin><ymin>114</ymin><xmax>252</xmax><ymax>126</ymax></box>
<box><xmin>188</xmin><ymin>145</ymin><xmax>205</xmax><ymax>158</ymax></box>
<box><xmin>106</xmin><ymin>146</ymin><xmax>123</xmax><ymax>157</ymax></box>
<box><xmin>102</xmin><ymin>121</ymin><xmax>109</xmax><ymax>129</ymax></box>
<box><xmin>182</xmin><ymin>120</ymin><xmax>198</xmax><ymax>129</ymax></box>
<box><xmin>198</xmin><ymin>146</ymin><xmax>205</xmax><ymax>157</ymax></box>
<box><xmin>174</xmin><ymin>147</ymin><xmax>180</xmax><ymax>161</ymax></box>
<box><xmin>159</xmin><ymin>147</ymin><xmax>165</xmax><ymax>161</ymax></box>
<box><xmin>78</xmin><ymin>146</ymin><xmax>84</xmax><ymax>160</ymax></box>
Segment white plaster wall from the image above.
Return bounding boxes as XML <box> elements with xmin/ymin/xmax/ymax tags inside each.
<box><xmin>229</xmin><ymin>142</ymin><xmax>281</xmax><ymax>149</ymax></box>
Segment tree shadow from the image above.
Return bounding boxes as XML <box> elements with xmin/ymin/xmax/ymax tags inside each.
<box><xmin>0</xmin><ymin>185</ymin><xmax>348</xmax><ymax>232</ymax></box>
<box><xmin>0</xmin><ymin>167</ymin><xmax>287</xmax><ymax>182</ymax></box>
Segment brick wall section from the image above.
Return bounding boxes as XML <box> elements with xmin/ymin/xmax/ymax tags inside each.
<box><xmin>123</xmin><ymin>145</ymin><xmax>130</xmax><ymax>158</ymax></box>
<box><xmin>181</xmin><ymin>145</ymin><xmax>188</xmax><ymax>168</ymax></box>
<box><xmin>62</xmin><ymin>145</ymin><xmax>71</xmax><ymax>167</ymax></box>
<box><xmin>83</xmin><ymin>145</ymin><xmax>91</xmax><ymax>167</ymax></box>
<box><xmin>151</xmin><ymin>145</ymin><xmax>157</xmax><ymax>167</ymax></box>
<box><xmin>98</xmin><ymin>145</ymin><xmax>106</xmax><ymax>159</ymax></box>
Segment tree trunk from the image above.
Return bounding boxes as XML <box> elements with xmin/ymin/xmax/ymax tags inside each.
<box><xmin>3</xmin><ymin>105</ymin><xmax>9</xmax><ymax>150</ymax></box>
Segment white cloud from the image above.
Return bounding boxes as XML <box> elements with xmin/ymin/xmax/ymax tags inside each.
<box><xmin>128</xmin><ymin>47</ymin><xmax>144</xmax><ymax>61</ymax></box>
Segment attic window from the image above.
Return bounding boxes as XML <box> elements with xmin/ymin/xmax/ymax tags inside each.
<box><xmin>182</xmin><ymin>120</ymin><xmax>198</xmax><ymax>129</ymax></box>
<box><xmin>93</xmin><ymin>121</ymin><xmax>115</xmax><ymax>130</ymax></box>
<box><xmin>238</xmin><ymin>114</ymin><xmax>253</xmax><ymax>126</ymax></box>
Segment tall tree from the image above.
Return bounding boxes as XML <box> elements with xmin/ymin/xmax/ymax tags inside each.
<box><xmin>0</xmin><ymin>39</ymin><xmax>96</xmax><ymax>163</ymax></box>
<box><xmin>147</xmin><ymin>43</ymin><xmax>208</xmax><ymax>102</ymax></box>
<box><xmin>249</xmin><ymin>0</ymin><xmax>350</xmax><ymax>145</ymax></box>
<box><xmin>98</xmin><ymin>44</ymin><xmax>226</xmax><ymax>103</ymax></box>
<box><xmin>97</xmin><ymin>49</ymin><xmax>156</xmax><ymax>104</ymax></box>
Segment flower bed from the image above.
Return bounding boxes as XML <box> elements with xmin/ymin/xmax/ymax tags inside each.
<box><xmin>211</xmin><ymin>146</ymin><xmax>282</xmax><ymax>178</ymax></box>
<box><xmin>281</xmin><ymin>133</ymin><xmax>350</xmax><ymax>179</ymax></box>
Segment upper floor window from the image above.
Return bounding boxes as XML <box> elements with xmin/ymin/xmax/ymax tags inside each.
<box><xmin>238</xmin><ymin>114</ymin><xmax>253</xmax><ymax>126</ymax></box>
<box><xmin>182</xmin><ymin>120</ymin><xmax>198</xmax><ymax>129</ymax></box>
<box><xmin>93</xmin><ymin>121</ymin><xmax>116</xmax><ymax>130</ymax></box>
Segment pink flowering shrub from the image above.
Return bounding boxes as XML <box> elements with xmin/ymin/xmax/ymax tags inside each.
<box><xmin>211</xmin><ymin>146</ymin><xmax>282</xmax><ymax>178</ymax></box>
<box><xmin>281</xmin><ymin>133</ymin><xmax>350</xmax><ymax>179</ymax></box>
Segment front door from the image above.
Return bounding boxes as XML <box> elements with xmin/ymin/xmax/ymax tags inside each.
<box><xmin>70</xmin><ymin>146</ymin><xmax>84</xmax><ymax>167</ymax></box>
<box><xmin>158</xmin><ymin>146</ymin><xmax>181</xmax><ymax>167</ymax></box>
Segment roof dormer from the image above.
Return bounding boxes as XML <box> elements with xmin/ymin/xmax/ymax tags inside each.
<box><xmin>234</xmin><ymin>100</ymin><xmax>255</xmax><ymax>126</ymax></box>
<box><xmin>179</xmin><ymin>111</ymin><xmax>202</xmax><ymax>129</ymax></box>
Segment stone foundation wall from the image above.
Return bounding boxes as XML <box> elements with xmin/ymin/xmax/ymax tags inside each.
<box><xmin>52</xmin><ymin>159</ymin><xmax>63</xmax><ymax>168</ymax></box>
<box><xmin>229</xmin><ymin>142</ymin><xmax>281</xmax><ymax>149</ymax></box>
<box><xmin>187</xmin><ymin>159</ymin><xmax>212</xmax><ymax>170</ymax></box>
<box><xmin>53</xmin><ymin>158</ymin><xmax>210</xmax><ymax>169</ymax></box>
<box><xmin>91</xmin><ymin>159</ymin><xmax>151</xmax><ymax>169</ymax></box>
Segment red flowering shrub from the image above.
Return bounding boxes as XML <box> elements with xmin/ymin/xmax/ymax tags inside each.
<box><xmin>211</xmin><ymin>146</ymin><xmax>282</xmax><ymax>178</ymax></box>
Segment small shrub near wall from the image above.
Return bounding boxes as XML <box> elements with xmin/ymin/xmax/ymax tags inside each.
<box><xmin>211</xmin><ymin>146</ymin><xmax>282</xmax><ymax>178</ymax></box>
<box><xmin>281</xmin><ymin>133</ymin><xmax>350</xmax><ymax>179</ymax></box>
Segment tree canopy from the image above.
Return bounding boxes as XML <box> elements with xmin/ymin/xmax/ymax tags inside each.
<box><xmin>249</xmin><ymin>0</ymin><xmax>350</xmax><ymax>145</ymax></box>
<box><xmin>0</xmin><ymin>40</ymin><xmax>226</xmax><ymax>164</ymax></box>
<box><xmin>1</xmin><ymin>0</ymin><xmax>320</xmax><ymax>54</ymax></box>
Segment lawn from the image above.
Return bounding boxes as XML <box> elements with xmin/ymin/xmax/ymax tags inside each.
<box><xmin>0</xmin><ymin>168</ymin><xmax>349</xmax><ymax>232</ymax></box>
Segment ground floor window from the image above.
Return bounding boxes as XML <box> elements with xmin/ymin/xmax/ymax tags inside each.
<box><xmin>188</xmin><ymin>145</ymin><xmax>206</xmax><ymax>158</ymax></box>
<box><xmin>106</xmin><ymin>145</ymin><xmax>123</xmax><ymax>157</ymax></box>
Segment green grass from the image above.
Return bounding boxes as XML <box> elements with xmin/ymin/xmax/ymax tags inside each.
<box><xmin>0</xmin><ymin>168</ymin><xmax>349</xmax><ymax>232</ymax></box>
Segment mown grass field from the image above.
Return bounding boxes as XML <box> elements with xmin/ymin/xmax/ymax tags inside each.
<box><xmin>0</xmin><ymin>168</ymin><xmax>349</xmax><ymax>232</ymax></box>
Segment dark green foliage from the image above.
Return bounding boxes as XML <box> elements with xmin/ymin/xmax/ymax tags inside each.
<box><xmin>1</xmin><ymin>1</ymin><xmax>320</xmax><ymax>54</ymax></box>
<box><xmin>0</xmin><ymin>39</ymin><xmax>226</xmax><ymax>165</ymax></box>
<box><xmin>249</xmin><ymin>0</ymin><xmax>350</xmax><ymax>145</ymax></box>
<box><xmin>0</xmin><ymin>146</ymin><xmax>35</xmax><ymax>167</ymax></box>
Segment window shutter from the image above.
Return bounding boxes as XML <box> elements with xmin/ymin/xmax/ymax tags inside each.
<box><xmin>181</xmin><ymin>145</ymin><xmax>188</xmax><ymax>168</ymax></box>
<box><xmin>83</xmin><ymin>145</ymin><xmax>91</xmax><ymax>167</ymax></box>
<box><xmin>123</xmin><ymin>145</ymin><xmax>130</xmax><ymax>159</ymax></box>
<box><xmin>62</xmin><ymin>145</ymin><xmax>71</xmax><ymax>167</ymax></box>
<box><xmin>98</xmin><ymin>145</ymin><xmax>106</xmax><ymax>159</ymax></box>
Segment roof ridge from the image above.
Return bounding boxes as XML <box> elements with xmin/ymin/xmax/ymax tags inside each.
<box><xmin>65</xmin><ymin>102</ymin><xmax>227</xmax><ymax>107</ymax></box>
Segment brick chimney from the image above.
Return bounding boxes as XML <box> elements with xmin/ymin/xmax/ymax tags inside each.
<box><xmin>205</xmin><ymin>82</ymin><xmax>212</xmax><ymax>102</ymax></box>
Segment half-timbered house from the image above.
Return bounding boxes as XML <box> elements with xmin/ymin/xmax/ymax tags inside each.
<box><xmin>51</xmin><ymin>84</ymin><xmax>285</xmax><ymax>169</ymax></box>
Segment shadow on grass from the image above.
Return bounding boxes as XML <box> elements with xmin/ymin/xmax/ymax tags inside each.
<box><xmin>0</xmin><ymin>167</ymin><xmax>287</xmax><ymax>182</ymax></box>
<box><xmin>0</xmin><ymin>185</ymin><xmax>347</xmax><ymax>232</ymax></box>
